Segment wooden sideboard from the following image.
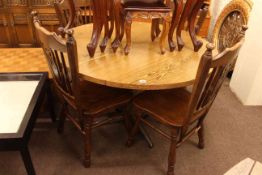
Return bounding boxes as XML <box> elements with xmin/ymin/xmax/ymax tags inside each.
<box><xmin>0</xmin><ymin>0</ymin><xmax>59</xmax><ymax>48</ymax></box>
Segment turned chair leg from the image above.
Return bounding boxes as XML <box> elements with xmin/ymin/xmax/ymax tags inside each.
<box><xmin>84</xmin><ymin>117</ymin><xmax>93</xmax><ymax>168</ymax></box>
<box><xmin>160</xmin><ymin>17</ymin><xmax>170</xmax><ymax>55</ymax></box>
<box><xmin>167</xmin><ymin>128</ymin><xmax>178</xmax><ymax>175</ymax></box>
<box><xmin>124</xmin><ymin>14</ymin><xmax>132</xmax><ymax>55</ymax></box>
<box><xmin>57</xmin><ymin>103</ymin><xmax>66</xmax><ymax>133</ymax></box>
<box><xmin>126</xmin><ymin>112</ymin><xmax>142</xmax><ymax>147</ymax></box>
<box><xmin>198</xmin><ymin>121</ymin><xmax>205</xmax><ymax>149</ymax></box>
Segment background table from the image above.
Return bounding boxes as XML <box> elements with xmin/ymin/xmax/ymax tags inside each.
<box><xmin>0</xmin><ymin>72</ymin><xmax>48</xmax><ymax>175</ymax></box>
<box><xmin>74</xmin><ymin>22</ymin><xmax>208</xmax><ymax>90</ymax></box>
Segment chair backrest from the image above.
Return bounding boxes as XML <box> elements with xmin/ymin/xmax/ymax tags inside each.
<box><xmin>32</xmin><ymin>11</ymin><xmax>80</xmax><ymax>107</ymax></box>
<box><xmin>183</xmin><ymin>25</ymin><xmax>247</xmax><ymax>133</ymax></box>
<box><xmin>54</xmin><ymin>0</ymin><xmax>93</xmax><ymax>29</ymax></box>
<box><xmin>212</xmin><ymin>0</ymin><xmax>252</xmax><ymax>52</ymax></box>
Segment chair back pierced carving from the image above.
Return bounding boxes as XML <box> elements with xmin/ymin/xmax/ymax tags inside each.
<box><xmin>183</xmin><ymin>26</ymin><xmax>246</xmax><ymax>134</ymax></box>
<box><xmin>32</xmin><ymin>11</ymin><xmax>79</xmax><ymax>106</ymax></box>
<box><xmin>54</xmin><ymin>0</ymin><xmax>93</xmax><ymax>29</ymax></box>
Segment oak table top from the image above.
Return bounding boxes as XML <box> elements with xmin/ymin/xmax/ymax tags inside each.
<box><xmin>74</xmin><ymin>22</ymin><xmax>209</xmax><ymax>90</ymax></box>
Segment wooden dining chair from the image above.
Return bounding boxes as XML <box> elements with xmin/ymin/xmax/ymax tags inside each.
<box><xmin>121</xmin><ymin>0</ymin><xmax>172</xmax><ymax>55</ymax></box>
<box><xmin>54</xmin><ymin>0</ymin><xmax>114</xmax><ymax>54</ymax></box>
<box><xmin>168</xmin><ymin>0</ymin><xmax>208</xmax><ymax>52</ymax></box>
<box><xmin>126</xmin><ymin>26</ymin><xmax>247</xmax><ymax>175</ymax></box>
<box><xmin>32</xmin><ymin>11</ymin><xmax>133</xmax><ymax>168</ymax></box>
<box><xmin>54</xmin><ymin>0</ymin><xmax>93</xmax><ymax>28</ymax></box>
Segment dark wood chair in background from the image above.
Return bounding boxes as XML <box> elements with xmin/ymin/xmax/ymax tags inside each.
<box><xmin>32</xmin><ymin>11</ymin><xmax>133</xmax><ymax>168</ymax></box>
<box><xmin>169</xmin><ymin>0</ymin><xmax>208</xmax><ymax>52</ymax></box>
<box><xmin>126</xmin><ymin>26</ymin><xmax>247</xmax><ymax>175</ymax></box>
<box><xmin>54</xmin><ymin>0</ymin><xmax>114</xmax><ymax>56</ymax></box>
<box><xmin>121</xmin><ymin>0</ymin><xmax>172</xmax><ymax>55</ymax></box>
<box><xmin>54</xmin><ymin>0</ymin><xmax>93</xmax><ymax>30</ymax></box>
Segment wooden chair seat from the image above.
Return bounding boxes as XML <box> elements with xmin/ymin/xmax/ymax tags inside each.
<box><xmin>123</xmin><ymin>1</ymin><xmax>170</xmax><ymax>11</ymax></box>
<box><xmin>133</xmin><ymin>88</ymin><xmax>200</xmax><ymax>127</ymax></box>
<box><xmin>79</xmin><ymin>81</ymin><xmax>133</xmax><ymax>116</ymax></box>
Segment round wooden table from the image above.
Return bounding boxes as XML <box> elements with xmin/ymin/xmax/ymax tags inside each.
<box><xmin>74</xmin><ymin>22</ymin><xmax>208</xmax><ymax>90</ymax></box>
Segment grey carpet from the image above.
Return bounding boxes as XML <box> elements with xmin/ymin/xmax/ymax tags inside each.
<box><xmin>1</xmin><ymin>82</ymin><xmax>262</xmax><ymax>175</ymax></box>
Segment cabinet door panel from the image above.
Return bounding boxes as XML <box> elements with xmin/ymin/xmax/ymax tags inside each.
<box><xmin>0</xmin><ymin>12</ymin><xmax>12</xmax><ymax>47</ymax></box>
<box><xmin>8</xmin><ymin>11</ymin><xmax>36</xmax><ymax>47</ymax></box>
<box><xmin>5</xmin><ymin>0</ymin><xmax>28</xmax><ymax>6</ymax></box>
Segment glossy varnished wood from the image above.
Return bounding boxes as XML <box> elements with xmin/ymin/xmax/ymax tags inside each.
<box><xmin>73</xmin><ymin>23</ymin><xmax>207</xmax><ymax>90</ymax></box>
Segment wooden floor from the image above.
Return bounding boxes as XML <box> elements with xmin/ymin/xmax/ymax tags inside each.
<box><xmin>0</xmin><ymin>48</ymin><xmax>50</xmax><ymax>75</ymax></box>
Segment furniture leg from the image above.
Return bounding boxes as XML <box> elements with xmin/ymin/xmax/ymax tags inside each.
<box><xmin>167</xmin><ymin>128</ymin><xmax>178</xmax><ymax>175</ymax></box>
<box><xmin>151</xmin><ymin>19</ymin><xmax>157</xmax><ymax>42</ymax></box>
<box><xmin>108</xmin><ymin>0</ymin><xmax>114</xmax><ymax>38</ymax></box>
<box><xmin>20</xmin><ymin>146</ymin><xmax>35</xmax><ymax>175</ymax></box>
<box><xmin>160</xmin><ymin>16</ymin><xmax>170</xmax><ymax>55</ymax></box>
<box><xmin>168</xmin><ymin>0</ymin><xmax>183</xmax><ymax>52</ymax></box>
<box><xmin>87</xmin><ymin>0</ymin><xmax>104</xmax><ymax>57</ymax></box>
<box><xmin>57</xmin><ymin>103</ymin><xmax>66</xmax><ymax>133</ymax></box>
<box><xmin>124</xmin><ymin>12</ymin><xmax>132</xmax><ymax>55</ymax></box>
<box><xmin>123</xmin><ymin>105</ymin><xmax>132</xmax><ymax>134</ymax></box>
<box><xmin>197</xmin><ymin>120</ymin><xmax>205</xmax><ymax>149</ymax></box>
<box><xmin>151</xmin><ymin>19</ymin><xmax>161</xmax><ymax>42</ymax></box>
<box><xmin>120</xmin><ymin>13</ymin><xmax>125</xmax><ymax>41</ymax></box>
<box><xmin>155</xmin><ymin>19</ymin><xmax>161</xmax><ymax>38</ymax></box>
<box><xmin>126</xmin><ymin>111</ymin><xmax>142</xmax><ymax>147</ymax></box>
<box><xmin>139</xmin><ymin>124</ymin><xmax>154</xmax><ymax>148</ymax></box>
<box><xmin>195</xmin><ymin>3</ymin><xmax>209</xmax><ymax>34</ymax></box>
<box><xmin>46</xmin><ymin>80</ymin><xmax>56</xmax><ymax>122</ymax></box>
<box><xmin>111</xmin><ymin>0</ymin><xmax>122</xmax><ymax>52</ymax></box>
<box><xmin>176</xmin><ymin>0</ymin><xmax>197</xmax><ymax>51</ymax></box>
<box><xmin>100</xmin><ymin>0</ymin><xmax>111</xmax><ymax>52</ymax></box>
<box><xmin>188</xmin><ymin>0</ymin><xmax>204</xmax><ymax>52</ymax></box>
<box><xmin>84</xmin><ymin>116</ymin><xmax>93</xmax><ymax>168</ymax></box>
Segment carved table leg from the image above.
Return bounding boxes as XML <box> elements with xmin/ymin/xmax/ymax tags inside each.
<box><xmin>124</xmin><ymin>12</ymin><xmax>132</xmax><ymax>55</ymax></box>
<box><xmin>176</xmin><ymin>0</ymin><xmax>197</xmax><ymax>51</ymax></box>
<box><xmin>188</xmin><ymin>0</ymin><xmax>204</xmax><ymax>52</ymax></box>
<box><xmin>160</xmin><ymin>15</ymin><xmax>170</xmax><ymax>55</ymax></box>
<box><xmin>168</xmin><ymin>0</ymin><xmax>183</xmax><ymax>52</ymax></box>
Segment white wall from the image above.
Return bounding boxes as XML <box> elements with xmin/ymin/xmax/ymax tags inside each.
<box><xmin>230</xmin><ymin>0</ymin><xmax>262</xmax><ymax>106</ymax></box>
